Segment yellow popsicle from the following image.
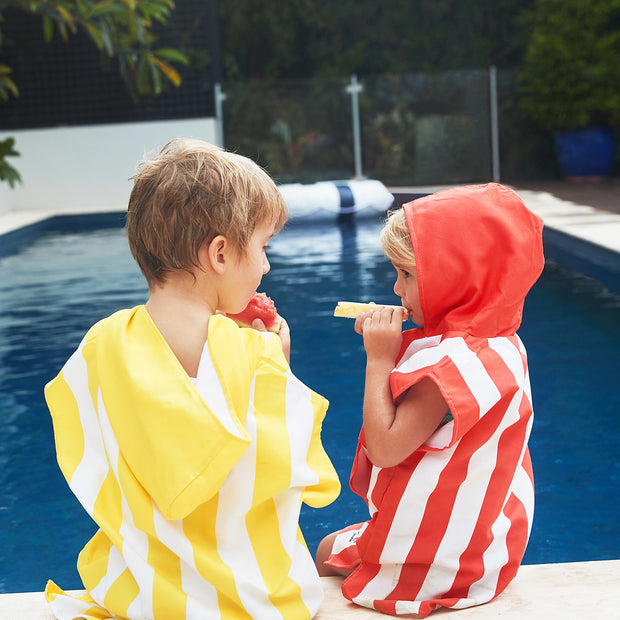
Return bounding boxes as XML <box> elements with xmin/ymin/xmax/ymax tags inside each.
<box><xmin>333</xmin><ymin>301</ymin><xmax>408</xmax><ymax>319</ymax></box>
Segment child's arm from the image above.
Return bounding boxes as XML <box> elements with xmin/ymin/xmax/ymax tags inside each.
<box><xmin>356</xmin><ymin>307</ymin><xmax>448</xmax><ymax>468</ymax></box>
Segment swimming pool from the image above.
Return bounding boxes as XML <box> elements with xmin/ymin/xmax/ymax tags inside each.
<box><xmin>0</xmin><ymin>214</ymin><xmax>618</xmax><ymax>594</ymax></box>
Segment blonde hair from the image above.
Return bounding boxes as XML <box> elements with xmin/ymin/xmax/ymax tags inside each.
<box><xmin>126</xmin><ymin>138</ymin><xmax>288</xmax><ymax>286</ymax></box>
<box><xmin>379</xmin><ymin>207</ymin><xmax>416</xmax><ymax>268</ymax></box>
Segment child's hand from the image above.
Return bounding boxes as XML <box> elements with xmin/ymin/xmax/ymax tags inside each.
<box><xmin>252</xmin><ymin>314</ymin><xmax>291</xmax><ymax>364</ymax></box>
<box><xmin>355</xmin><ymin>306</ymin><xmax>404</xmax><ymax>366</ymax></box>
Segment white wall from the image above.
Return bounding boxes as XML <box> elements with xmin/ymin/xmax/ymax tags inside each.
<box><xmin>0</xmin><ymin>118</ymin><xmax>217</xmax><ymax>214</ymax></box>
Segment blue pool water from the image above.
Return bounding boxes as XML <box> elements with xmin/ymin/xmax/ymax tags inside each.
<box><xmin>0</xmin><ymin>215</ymin><xmax>619</xmax><ymax>594</ymax></box>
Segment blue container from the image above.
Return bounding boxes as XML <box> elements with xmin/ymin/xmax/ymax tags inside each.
<box><xmin>554</xmin><ymin>126</ymin><xmax>615</xmax><ymax>179</ymax></box>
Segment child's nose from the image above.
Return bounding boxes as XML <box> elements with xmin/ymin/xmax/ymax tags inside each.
<box><xmin>263</xmin><ymin>256</ymin><xmax>271</xmax><ymax>274</ymax></box>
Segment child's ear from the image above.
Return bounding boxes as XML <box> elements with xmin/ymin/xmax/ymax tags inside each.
<box><xmin>200</xmin><ymin>235</ymin><xmax>228</xmax><ymax>274</ymax></box>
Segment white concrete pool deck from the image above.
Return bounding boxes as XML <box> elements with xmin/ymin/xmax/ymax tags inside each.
<box><xmin>1</xmin><ymin>559</ymin><xmax>619</xmax><ymax>619</ymax></box>
<box><xmin>1</xmin><ymin>187</ymin><xmax>619</xmax><ymax>618</ymax></box>
<box><xmin>1</xmin><ymin>186</ymin><xmax>620</xmax><ymax>255</ymax></box>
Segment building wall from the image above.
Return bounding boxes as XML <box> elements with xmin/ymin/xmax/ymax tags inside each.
<box><xmin>0</xmin><ymin>118</ymin><xmax>217</xmax><ymax>214</ymax></box>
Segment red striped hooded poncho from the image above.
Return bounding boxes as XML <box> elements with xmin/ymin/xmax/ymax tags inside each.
<box><xmin>326</xmin><ymin>183</ymin><xmax>545</xmax><ymax>616</ymax></box>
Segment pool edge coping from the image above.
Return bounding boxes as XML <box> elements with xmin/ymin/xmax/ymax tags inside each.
<box><xmin>1</xmin><ymin>560</ymin><xmax>619</xmax><ymax>618</ymax></box>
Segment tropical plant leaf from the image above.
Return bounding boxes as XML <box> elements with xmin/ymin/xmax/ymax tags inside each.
<box><xmin>153</xmin><ymin>56</ymin><xmax>181</xmax><ymax>86</ymax></box>
<box><xmin>42</xmin><ymin>15</ymin><xmax>54</xmax><ymax>42</ymax></box>
<box><xmin>0</xmin><ymin>138</ymin><xmax>22</xmax><ymax>188</ymax></box>
<box><xmin>54</xmin><ymin>4</ymin><xmax>76</xmax><ymax>32</ymax></box>
<box><xmin>0</xmin><ymin>64</ymin><xmax>19</xmax><ymax>100</ymax></box>
<box><xmin>149</xmin><ymin>53</ymin><xmax>162</xmax><ymax>93</ymax></box>
<box><xmin>84</xmin><ymin>22</ymin><xmax>105</xmax><ymax>48</ymax></box>
<box><xmin>86</xmin><ymin>0</ymin><xmax>127</xmax><ymax>19</ymax></box>
<box><xmin>153</xmin><ymin>47</ymin><xmax>188</xmax><ymax>64</ymax></box>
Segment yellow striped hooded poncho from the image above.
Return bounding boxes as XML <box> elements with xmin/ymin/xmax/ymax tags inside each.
<box><xmin>44</xmin><ymin>306</ymin><xmax>340</xmax><ymax>620</ymax></box>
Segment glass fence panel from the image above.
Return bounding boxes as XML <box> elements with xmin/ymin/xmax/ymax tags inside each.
<box><xmin>223</xmin><ymin>70</ymin><xmax>495</xmax><ymax>185</ymax></box>
<box><xmin>223</xmin><ymin>76</ymin><xmax>355</xmax><ymax>183</ymax></box>
<box><xmin>361</xmin><ymin>70</ymin><xmax>493</xmax><ymax>185</ymax></box>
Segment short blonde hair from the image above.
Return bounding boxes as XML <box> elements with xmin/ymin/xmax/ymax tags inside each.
<box><xmin>126</xmin><ymin>138</ymin><xmax>288</xmax><ymax>286</ymax></box>
<box><xmin>380</xmin><ymin>207</ymin><xmax>416</xmax><ymax>268</ymax></box>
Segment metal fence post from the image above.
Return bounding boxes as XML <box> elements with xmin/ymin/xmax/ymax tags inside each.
<box><xmin>346</xmin><ymin>74</ymin><xmax>364</xmax><ymax>179</ymax></box>
<box><xmin>489</xmin><ymin>65</ymin><xmax>501</xmax><ymax>182</ymax></box>
<box><xmin>214</xmin><ymin>83</ymin><xmax>226</xmax><ymax>148</ymax></box>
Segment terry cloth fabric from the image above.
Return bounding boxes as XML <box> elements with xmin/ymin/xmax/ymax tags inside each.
<box><xmin>44</xmin><ymin>307</ymin><xmax>340</xmax><ymax>620</ymax></box>
<box><xmin>326</xmin><ymin>184</ymin><xmax>544</xmax><ymax>616</ymax></box>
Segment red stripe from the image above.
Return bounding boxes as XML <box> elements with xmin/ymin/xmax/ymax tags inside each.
<box><xmin>449</xmin><ymin>344</ymin><xmax>527</xmax><ymax>595</ymax></box>
<box><xmin>341</xmin><ymin>562</ymin><xmax>381</xmax><ymax>601</ymax></box>
<box><xmin>496</xmin><ymin>490</ymin><xmax>529</xmax><ymax>594</ymax></box>
<box><xmin>371</xmin><ymin>598</ymin><xmax>398</xmax><ymax>615</ymax></box>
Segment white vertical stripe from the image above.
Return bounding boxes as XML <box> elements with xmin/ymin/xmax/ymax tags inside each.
<box><xmin>380</xmin><ymin>450</ymin><xmax>455</xmax><ymax>564</ymax></box>
<box><xmin>515</xmin><ymin>336</ymin><xmax>534</xmax><ymax>406</ymax></box>
<box><xmin>274</xmin><ymin>491</ymin><xmax>323</xmax><ymax>616</ymax></box>
<box><xmin>466</xmin><ymin>460</ymin><xmax>534</xmax><ymax>605</ymax></box>
<box><xmin>48</xmin><ymin>592</ymin><xmax>114</xmax><ymax>620</ymax></box>
<box><xmin>394</xmin><ymin>337</ymin><xmax>501</xmax><ymax>419</ymax></box>
<box><xmin>277</xmin><ymin>371</ymin><xmax>324</xmax><ymax>615</ymax></box>
<box><xmin>213</xmin><ymin>378</ymin><xmax>283</xmax><ymax>620</ymax></box>
<box><xmin>96</xmin><ymin>390</ymin><xmax>153</xmax><ymax>619</ymax></box>
<box><xmin>469</xmin><ymin>507</ymin><xmax>511</xmax><ymax>603</ymax></box>
<box><xmin>88</xmin><ymin>545</ymin><xmax>127</xmax><ymax>606</ymax></box>
<box><xmin>285</xmin><ymin>370</ymin><xmax>319</xmax><ymax>488</ymax></box>
<box><xmin>353</xmin><ymin>563</ymin><xmax>404</xmax><ymax>611</ymax></box>
<box><xmin>366</xmin><ymin>466</ymin><xmax>380</xmax><ymax>516</ymax></box>
<box><xmin>62</xmin><ymin>343</ymin><xmax>109</xmax><ymax>514</ymax></box>
<box><xmin>151</xmin><ymin>509</ymin><xmax>220</xmax><ymax>620</ymax></box>
<box><xmin>512</xmin><ymin>463</ymin><xmax>535</xmax><ymax>534</ymax></box>
<box><xmin>488</xmin><ymin>338</ymin><xmax>524</xmax><ymax>385</ymax></box>
<box><xmin>195</xmin><ymin>344</ymin><xmax>246</xmax><ymax>439</ymax></box>
<box><xmin>398</xmin><ymin>335</ymin><xmax>442</xmax><ymax>362</ymax></box>
<box><xmin>394</xmin><ymin>599</ymin><xmax>424</xmax><ymax>614</ymax></box>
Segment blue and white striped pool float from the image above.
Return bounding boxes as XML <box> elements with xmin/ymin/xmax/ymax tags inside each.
<box><xmin>277</xmin><ymin>179</ymin><xmax>394</xmax><ymax>218</ymax></box>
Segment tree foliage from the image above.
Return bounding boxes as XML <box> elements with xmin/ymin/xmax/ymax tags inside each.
<box><xmin>0</xmin><ymin>136</ymin><xmax>20</xmax><ymax>187</ymax></box>
<box><xmin>519</xmin><ymin>0</ymin><xmax>620</xmax><ymax>130</ymax></box>
<box><xmin>0</xmin><ymin>0</ymin><xmax>188</xmax><ymax>102</ymax></box>
<box><xmin>220</xmin><ymin>0</ymin><xmax>534</xmax><ymax>81</ymax></box>
<box><xmin>0</xmin><ymin>0</ymin><xmax>188</xmax><ymax>186</ymax></box>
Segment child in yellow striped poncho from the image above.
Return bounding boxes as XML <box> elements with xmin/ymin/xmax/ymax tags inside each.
<box><xmin>44</xmin><ymin>138</ymin><xmax>341</xmax><ymax>620</ymax></box>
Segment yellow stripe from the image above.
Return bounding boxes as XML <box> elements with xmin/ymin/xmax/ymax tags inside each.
<box><xmin>184</xmin><ymin>500</ymin><xmax>253</xmax><ymax>619</ymax></box>
<box><xmin>302</xmin><ymin>391</ymin><xmax>341</xmax><ymax>507</ymax></box>
<box><xmin>103</xmin><ymin>568</ymin><xmax>139</xmax><ymax>618</ymax></box>
<box><xmin>45</xmin><ymin>371</ymin><xmax>85</xmax><ymax>482</ymax></box>
<box><xmin>78</xmin><ymin>531</ymin><xmax>113</xmax><ymax>593</ymax></box>
<box><xmin>249</xmin><ymin>364</ymin><xmax>309</xmax><ymax>616</ymax></box>
<box><xmin>91</xmin><ymin>469</ymin><xmax>123</xmax><ymax>544</ymax></box>
<box><xmin>150</xmin><ymin>537</ymin><xmax>186</xmax><ymax>618</ymax></box>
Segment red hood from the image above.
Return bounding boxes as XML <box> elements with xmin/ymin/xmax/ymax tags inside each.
<box><xmin>403</xmin><ymin>184</ymin><xmax>544</xmax><ymax>338</ymax></box>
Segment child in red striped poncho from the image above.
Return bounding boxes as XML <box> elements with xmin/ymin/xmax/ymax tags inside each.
<box><xmin>317</xmin><ymin>183</ymin><xmax>544</xmax><ymax>617</ymax></box>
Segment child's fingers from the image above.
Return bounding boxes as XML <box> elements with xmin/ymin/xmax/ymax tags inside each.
<box><xmin>392</xmin><ymin>306</ymin><xmax>406</xmax><ymax>324</ymax></box>
<box><xmin>276</xmin><ymin>315</ymin><xmax>290</xmax><ymax>338</ymax></box>
<box><xmin>251</xmin><ymin>318</ymin><xmax>267</xmax><ymax>331</ymax></box>
<box><xmin>354</xmin><ymin>309</ymin><xmax>377</xmax><ymax>334</ymax></box>
<box><xmin>356</xmin><ymin>306</ymin><xmax>399</xmax><ymax>335</ymax></box>
<box><xmin>371</xmin><ymin>306</ymin><xmax>398</xmax><ymax>325</ymax></box>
